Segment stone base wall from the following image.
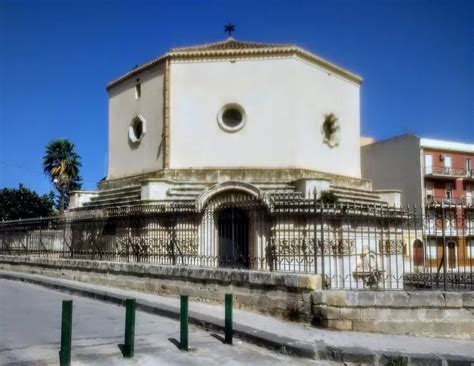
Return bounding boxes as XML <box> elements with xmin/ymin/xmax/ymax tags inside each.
<box><xmin>312</xmin><ymin>290</ymin><xmax>474</xmax><ymax>340</ymax></box>
<box><xmin>0</xmin><ymin>256</ymin><xmax>320</xmax><ymax>321</ymax></box>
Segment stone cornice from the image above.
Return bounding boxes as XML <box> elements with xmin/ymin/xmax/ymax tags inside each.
<box><xmin>106</xmin><ymin>42</ymin><xmax>363</xmax><ymax>90</ymax></box>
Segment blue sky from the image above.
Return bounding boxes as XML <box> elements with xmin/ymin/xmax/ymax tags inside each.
<box><xmin>0</xmin><ymin>0</ymin><xmax>473</xmax><ymax>195</ymax></box>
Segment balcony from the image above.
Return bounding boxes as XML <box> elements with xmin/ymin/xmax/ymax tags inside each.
<box><xmin>424</xmin><ymin>166</ymin><xmax>465</xmax><ymax>179</ymax></box>
<box><xmin>425</xmin><ymin>195</ymin><xmax>472</xmax><ymax>207</ymax></box>
<box><xmin>464</xmin><ymin>169</ymin><xmax>474</xmax><ymax>181</ymax></box>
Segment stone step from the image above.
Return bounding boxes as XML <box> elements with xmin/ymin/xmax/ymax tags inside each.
<box><xmin>331</xmin><ymin>185</ymin><xmax>381</xmax><ymax>196</ymax></box>
<box><xmin>92</xmin><ymin>186</ymin><xmax>141</xmax><ymax>199</ymax></box>
<box><xmin>167</xmin><ymin>192</ymin><xmax>200</xmax><ymax>199</ymax></box>
<box><xmin>83</xmin><ymin>194</ymin><xmax>140</xmax><ymax>207</ymax></box>
<box><xmin>330</xmin><ymin>188</ymin><xmax>381</xmax><ymax>200</ymax></box>
<box><xmin>88</xmin><ymin>186</ymin><xmax>141</xmax><ymax>204</ymax></box>
<box><xmin>81</xmin><ymin>198</ymin><xmax>143</xmax><ymax>210</ymax></box>
<box><xmin>85</xmin><ymin>195</ymin><xmax>141</xmax><ymax>206</ymax></box>
<box><xmin>96</xmin><ymin>184</ymin><xmax>141</xmax><ymax>194</ymax></box>
<box><xmin>254</xmin><ymin>183</ymin><xmax>295</xmax><ymax>189</ymax></box>
<box><xmin>90</xmin><ymin>191</ymin><xmax>140</xmax><ymax>202</ymax></box>
<box><xmin>334</xmin><ymin>194</ymin><xmax>383</xmax><ymax>204</ymax></box>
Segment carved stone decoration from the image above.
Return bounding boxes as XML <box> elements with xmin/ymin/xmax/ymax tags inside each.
<box><xmin>318</xmin><ymin>239</ymin><xmax>354</xmax><ymax>255</ymax></box>
<box><xmin>321</xmin><ymin>113</ymin><xmax>340</xmax><ymax>148</ymax></box>
<box><xmin>378</xmin><ymin>239</ymin><xmax>406</xmax><ymax>255</ymax></box>
<box><xmin>353</xmin><ymin>246</ymin><xmax>384</xmax><ymax>290</ymax></box>
<box><xmin>273</xmin><ymin>237</ymin><xmax>315</xmax><ymax>256</ymax></box>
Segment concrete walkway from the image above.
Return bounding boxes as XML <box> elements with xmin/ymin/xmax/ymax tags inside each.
<box><xmin>1</xmin><ymin>270</ymin><xmax>473</xmax><ymax>365</ymax></box>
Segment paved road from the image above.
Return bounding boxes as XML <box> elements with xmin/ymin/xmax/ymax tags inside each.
<box><xmin>0</xmin><ymin>279</ymin><xmax>335</xmax><ymax>365</ymax></box>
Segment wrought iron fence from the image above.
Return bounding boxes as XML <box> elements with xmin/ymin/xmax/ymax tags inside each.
<box><xmin>1</xmin><ymin>194</ymin><xmax>473</xmax><ymax>291</ymax></box>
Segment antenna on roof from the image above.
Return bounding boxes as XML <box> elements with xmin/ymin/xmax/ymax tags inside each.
<box><xmin>224</xmin><ymin>22</ymin><xmax>235</xmax><ymax>38</ymax></box>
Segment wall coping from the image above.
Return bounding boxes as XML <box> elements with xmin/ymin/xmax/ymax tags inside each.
<box><xmin>313</xmin><ymin>289</ymin><xmax>474</xmax><ymax>309</ymax></box>
<box><xmin>0</xmin><ymin>255</ymin><xmax>322</xmax><ymax>291</ymax></box>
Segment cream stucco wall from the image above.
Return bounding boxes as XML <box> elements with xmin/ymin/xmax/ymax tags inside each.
<box><xmin>108</xmin><ymin>63</ymin><xmax>165</xmax><ymax>179</ymax></box>
<box><xmin>361</xmin><ymin>135</ymin><xmax>423</xmax><ymax>207</ymax></box>
<box><xmin>169</xmin><ymin>56</ymin><xmax>361</xmax><ymax>178</ymax></box>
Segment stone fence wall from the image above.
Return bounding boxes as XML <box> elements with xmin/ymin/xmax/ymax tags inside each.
<box><xmin>0</xmin><ymin>255</ymin><xmax>320</xmax><ymax>321</ymax></box>
<box><xmin>312</xmin><ymin>290</ymin><xmax>474</xmax><ymax>340</ymax></box>
<box><xmin>0</xmin><ymin>255</ymin><xmax>472</xmax><ymax>340</ymax></box>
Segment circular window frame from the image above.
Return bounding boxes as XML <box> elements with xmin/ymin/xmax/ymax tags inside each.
<box><xmin>129</xmin><ymin>114</ymin><xmax>146</xmax><ymax>144</ymax></box>
<box><xmin>217</xmin><ymin>103</ymin><xmax>247</xmax><ymax>133</ymax></box>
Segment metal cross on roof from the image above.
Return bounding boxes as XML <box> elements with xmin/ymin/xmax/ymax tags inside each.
<box><xmin>224</xmin><ymin>22</ymin><xmax>235</xmax><ymax>37</ymax></box>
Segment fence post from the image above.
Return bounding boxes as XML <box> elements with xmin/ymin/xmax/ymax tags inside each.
<box><xmin>123</xmin><ymin>299</ymin><xmax>136</xmax><ymax>358</ymax></box>
<box><xmin>320</xmin><ymin>203</ymin><xmax>325</xmax><ymax>280</ymax></box>
<box><xmin>441</xmin><ymin>204</ymin><xmax>447</xmax><ymax>291</ymax></box>
<box><xmin>59</xmin><ymin>300</ymin><xmax>73</xmax><ymax>366</ymax></box>
<box><xmin>180</xmin><ymin>295</ymin><xmax>188</xmax><ymax>351</ymax></box>
<box><xmin>313</xmin><ymin>193</ymin><xmax>318</xmax><ymax>274</ymax></box>
<box><xmin>224</xmin><ymin>293</ymin><xmax>233</xmax><ymax>344</ymax></box>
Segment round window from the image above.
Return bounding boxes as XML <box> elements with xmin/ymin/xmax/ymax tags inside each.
<box><xmin>129</xmin><ymin>115</ymin><xmax>146</xmax><ymax>144</ymax></box>
<box><xmin>217</xmin><ymin>104</ymin><xmax>247</xmax><ymax>132</ymax></box>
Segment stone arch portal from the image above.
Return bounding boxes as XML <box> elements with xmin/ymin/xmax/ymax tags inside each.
<box><xmin>196</xmin><ymin>185</ymin><xmax>270</xmax><ymax>270</ymax></box>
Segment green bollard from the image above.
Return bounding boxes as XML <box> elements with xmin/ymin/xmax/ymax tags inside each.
<box><xmin>179</xmin><ymin>295</ymin><xmax>189</xmax><ymax>351</ymax></box>
<box><xmin>224</xmin><ymin>293</ymin><xmax>233</xmax><ymax>345</ymax></box>
<box><xmin>123</xmin><ymin>299</ymin><xmax>136</xmax><ymax>358</ymax></box>
<box><xmin>59</xmin><ymin>300</ymin><xmax>73</xmax><ymax>366</ymax></box>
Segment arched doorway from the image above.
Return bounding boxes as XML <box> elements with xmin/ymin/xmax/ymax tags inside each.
<box><xmin>447</xmin><ymin>240</ymin><xmax>457</xmax><ymax>269</ymax></box>
<box><xmin>413</xmin><ymin>239</ymin><xmax>424</xmax><ymax>267</ymax></box>
<box><xmin>217</xmin><ymin>207</ymin><xmax>249</xmax><ymax>268</ymax></box>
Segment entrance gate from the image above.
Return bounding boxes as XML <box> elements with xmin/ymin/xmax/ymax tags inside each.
<box><xmin>217</xmin><ymin>207</ymin><xmax>249</xmax><ymax>268</ymax></box>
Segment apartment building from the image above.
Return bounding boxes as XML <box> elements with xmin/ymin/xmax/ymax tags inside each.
<box><xmin>361</xmin><ymin>134</ymin><xmax>474</xmax><ymax>272</ymax></box>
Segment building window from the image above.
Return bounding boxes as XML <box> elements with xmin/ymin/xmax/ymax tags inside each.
<box><xmin>322</xmin><ymin>113</ymin><xmax>340</xmax><ymax>148</ymax></box>
<box><xmin>467</xmin><ymin>239</ymin><xmax>474</xmax><ymax>259</ymax></box>
<box><xmin>467</xmin><ymin>184</ymin><xmax>473</xmax><ymax>206</ymax></box>
<box><xmin>445</xmin><ymin>183</ymin><xmax>453</xmax><ymax>201</ymax></box>
<box><xmin>465</xmin><ymin>158</ymin><xmax>472</xmax><ymax>176</ymax></box>
<box><xmin>135</xmin><ymin>83</ymin><xmax>141</xmax><ymax>99</ymax></box>
<box><xmin>129</xmin><ymin>115</ymin><xmax>146</xmax><ymax>144</ymax></box>
<box><xmin>413</xmin><ymin>239</ymin><xmax>424</xmax><ymax>266</ymax></box>
<box><xmin>427</xmin><ymin>239</ymin><xmax>437</xmax><ymax>259</ymax></box>
<box><xmin>425</xmin><ymin>181</ymin><xmax>434</xmax><ymax>203</ymax></box>
<box><xmin>443</xmin><ymin>155</ymin><xmax>452</xmax><ymax>174</ymax></box>
<box><xmin>425</xmin><ymin>154</ymin><xmax>432</xmax><ymax>174</ymax></box>
<box><xmin>217</xmin><ymin>103</ymin><xmax>247</xmax><ymax>132</ymax></box>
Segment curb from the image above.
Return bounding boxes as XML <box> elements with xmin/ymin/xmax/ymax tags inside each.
<box><xmin>1</xmin><ymin>271</ymin><xmax>473</xmax><ymax>366</ymax></box>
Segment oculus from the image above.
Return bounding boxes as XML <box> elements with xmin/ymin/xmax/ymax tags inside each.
<box><xmin>129</xmin><ymin>114</ymin><xmax>146</xmax><ymax>144</ymax></box>
<box><xmin>217</xmin><ymin>104</ymin><xmax>247</xmax><ymax>132</ymax></box>
<box><xmin>322</xmin><ymin>113</ymin><xmax>340</xmax><ymax>148</ymax></box>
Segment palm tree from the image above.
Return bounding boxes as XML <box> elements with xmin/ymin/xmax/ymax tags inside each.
<box><xmin>43</xmin><ymin>139</ymin><xmax>82</xmax><ymax>214</ymax></box>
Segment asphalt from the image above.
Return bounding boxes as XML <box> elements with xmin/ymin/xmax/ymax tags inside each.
<box><xmin>1</xmin><ymin>270</ymin><xmax>473</xmax><ymax>366</ymax></box>
<box><xmin>0</xmin><ymin>279</ymin><xmax>333</xmax><ymax>366</ymax></box>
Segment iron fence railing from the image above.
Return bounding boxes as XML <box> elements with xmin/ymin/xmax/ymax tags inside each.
<box><xmin>425</xmin><ymin>196</ymin><xmax>468</xmax><ymax>206</ymax></box>
<box><xmin>424</xmin><ymin>166</ymin><xmax>466</xmax><ymax>177</ymax></box>
<box><xmin>1</xmin><ymin>195</ymin><xmax>473</xmax><ymax>291</ymax></box>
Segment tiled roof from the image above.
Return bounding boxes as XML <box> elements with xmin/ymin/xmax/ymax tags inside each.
<box><xmin>107</xmin><ymin>38</ymin><xmax>362</xmax><ymax>90</ymax></box>
<box><xmin>169</xmin><ymin>37</ymin><xmax>294</xmax><ymax>52</ymax></box>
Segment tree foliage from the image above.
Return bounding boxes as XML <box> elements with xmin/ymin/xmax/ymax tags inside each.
<box><xmin>318</xmin><ymin>191</ymin><xmax>339</xmax><ymax>204</ymax></box>
<box><xmin>42</xmin><ymin>139</ymin><xmax>82</xmax><ymax>213</ymax></box>
<box><xmin>0</xmin><ymin>184</ymin><xmax>55</xmax><ymax>220</ymax></box>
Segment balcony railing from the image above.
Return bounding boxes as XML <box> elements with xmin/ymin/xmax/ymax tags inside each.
<box><xmin>464</xmin><ymin>169</ymin><xmax>474</xmax><ymax>179</ymax></box>
<box><xmin>425</xmin><ymin>166</ymin><xmax>466</xmax><ymax>177</ymax></box>
<box><xmin>425</xmin><ymin>195</ymin><xmax>472</xmax><ymax>206</ymax></box>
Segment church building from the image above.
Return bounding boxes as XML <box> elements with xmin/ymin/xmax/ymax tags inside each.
<box><xmin>68</xmin><ymin>35</ymin><xmax>405</xmax><ymax>289</ymax></box>
<box><xmin>71</xmin><ymin>36</ymin><xmax>397</xmax><ymax>209</ymax></box>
